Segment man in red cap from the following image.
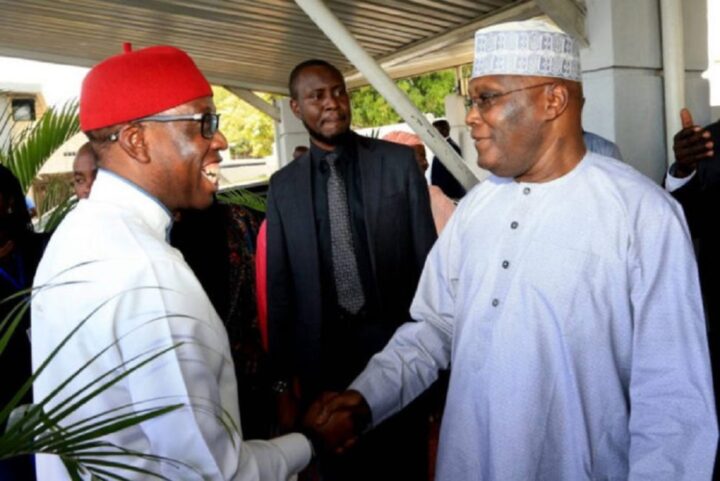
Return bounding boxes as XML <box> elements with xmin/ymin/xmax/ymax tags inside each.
<box><xmin>31</xmin><ymin>45</ymin><xmax>312</xmax><ymax>480</ymax></box>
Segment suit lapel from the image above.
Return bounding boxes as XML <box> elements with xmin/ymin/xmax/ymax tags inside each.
<box><xmin>357</xmin><ymin>135</ymin><xmax>382</xmax><ymax>273</ymax></box>
<box><xmin>287</xmin><ymin>152</ymin><xmax>321</xmax><ymax>285</ymax></box>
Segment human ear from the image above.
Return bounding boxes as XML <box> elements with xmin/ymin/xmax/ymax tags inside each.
<box><xmin>544</xmin><ymin>83</ymin><xmax>570</xmax><ymax>120</ymax></box>
<box><xmin>117</xmin><ymin>124</ymin><xmax>151</xmax><ymax>164</ymax></box>
<box><xmin>290</xmin><ymin>98</ymin><xmax>302</xmax><ymax>120</ymax></box>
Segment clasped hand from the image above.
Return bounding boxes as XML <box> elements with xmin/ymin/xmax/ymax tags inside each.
<box><xmin>302</xmin><ymin>390</ymin><xmax>371</xmax><ymax>455</ymax></box>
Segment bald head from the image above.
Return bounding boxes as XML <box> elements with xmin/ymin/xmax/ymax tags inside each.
<box><xmin>73</xmin><ymin>142</ymin><xmax>98</xmax><ymax>199</ymax></box>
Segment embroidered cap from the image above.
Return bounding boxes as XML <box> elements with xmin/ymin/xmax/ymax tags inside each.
<box><xmin>80</xmin><ymin>43</ymin><xmax>212</xmax><ymax>132</ymax></box>
<box><xmin>471</xmin><ymin>18</ymin><xmax>581</xmax><ymax>82</ymax></box>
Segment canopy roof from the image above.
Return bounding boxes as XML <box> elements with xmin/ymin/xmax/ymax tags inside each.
<box><xmin>0</xmin><ymin>0</ymin><xmax>586</xmax><ymax>94</ymax></box>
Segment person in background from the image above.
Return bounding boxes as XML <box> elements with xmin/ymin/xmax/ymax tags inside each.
<box><xmin>583</xmin><ymin>130</ymin><xmax>623</xmax><ymax>160</ymax></box>
<box><xmin>72</xmin><ymin>142</ymin><xmax>98</xmax><ymax>199</ymax></box>
<box><xmin>430</xmin><ymin>119</ymin><xmax>466</xmax><ymax>199</ymax></box>
<box><xmin>306</xmin><ymin>19</ymin><xmax>717</xmax><ymax>481</ymax></box>
<box><xmin>382</xmin><ymin>130</ymin><xmax>456</xmax><ymax>234</ymax></box>
<box><xmin>0</xmin><ymin>164</ymin><xmax>49</xmax><ymax>481</ymax></box>
<box><xmin>665</xmin><ymin>107</ymin><xmax>720</xmax><ymax>479</ymax></box>
<box><xmin>171</xmin><ymin>201</ymin><xmax>274</xmax><ymax>439</ymax></box>
<box><xmin>266</xmin><ymin>59</ymin><xmax>436</xmax><ymax>481</ymax></box>
<box><xmin>293</xmin><ymin>145</ymin><xmax>309</xmax><ymax>160</ymax></box>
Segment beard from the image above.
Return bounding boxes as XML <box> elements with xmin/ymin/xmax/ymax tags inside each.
<box><xmin>302</xmin><ymin>119</ymin><xmax>350</xmax><ymax>147</ymax></box>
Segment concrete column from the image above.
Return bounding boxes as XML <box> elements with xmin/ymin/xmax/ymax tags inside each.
<box><xmin>273</xmin><ymin>98</ymin><xmax>308</xmax><ymax>171</ymax></box>
<box><xmin>580</xmin><ymin>0</ymin><xmax>708</xmax><ymax>183</ymax></box>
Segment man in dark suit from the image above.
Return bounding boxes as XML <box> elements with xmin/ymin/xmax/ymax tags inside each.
<box><xmin>665</xmin><ymin>107</ymin><xmax>720</xmax><ymax>479</ymax></box>
<box><xmin>266</xmin><ymin>59</ymin><xmax>436</xmax><ymax>480</ymax></box>
<box><xmin>430</xmin><ymin>119</ymin><xmax>466</xmax><ymax>199</ymax></box>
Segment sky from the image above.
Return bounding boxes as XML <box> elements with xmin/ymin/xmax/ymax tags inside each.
<box><xmin>0</xmin><ymin>56</ymin><xmax>88</xmax><ymax>107</ymax></box>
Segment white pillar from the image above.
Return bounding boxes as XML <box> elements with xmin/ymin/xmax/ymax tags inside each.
<box><xmin>580</xmin><ymin>0</ymin><xmax>708</xmax><ymax>183</ymax></box>
<box><xmin>294</xmin><ymin>0</ymin><xmax>479</xmax><ymax>190</ymax></box>
<box><xmin>273</xmin><ymin>98</ymin><xmax>308</xmax><ymax>171</ymax></box>
<box><xmin>660</xmin><ymin>0</ymin><xmax>685</xmax><ymax>167</ymax></box>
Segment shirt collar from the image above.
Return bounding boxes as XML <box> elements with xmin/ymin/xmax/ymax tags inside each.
<box><xmin>89</xmin><ymin>169</ymin><xmax>173</xmax><ymax>240</ymax></box>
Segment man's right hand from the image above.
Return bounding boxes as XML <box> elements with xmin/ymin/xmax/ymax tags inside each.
<box><xmin>673</xmin><ymin>108</ymin><xmax>714</xmax><ymax>178</ymax></box>
<box><xmin>302</xmin><ymin>390</ymin><xmax>371</xmax><ymax>455</ymax></box>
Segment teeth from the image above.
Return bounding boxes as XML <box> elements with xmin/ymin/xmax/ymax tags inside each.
<box><xmin>202</xmin><ymin>164</ymin><xmax>220</xmax><ymax>185</ymax></box>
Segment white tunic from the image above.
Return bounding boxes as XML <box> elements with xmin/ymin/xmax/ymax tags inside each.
<box><xmin>351</xmin><ymin>153</ymin><xmax>718</xmax><ymax>480</ymax></box>
<box><xmin>31</xmin><ymin>170</ymin><xmax>311</xmax><ymax>480</ymax></box>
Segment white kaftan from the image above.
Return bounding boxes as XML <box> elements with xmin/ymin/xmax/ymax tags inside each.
<box><xmin>31</xmin><ymin>170</ymin><xmax>311</xmax><ymax>480</ymax></box>
<box><xmin>351</xmin><ymin>153</ymin><xmax>717</xmax><ymax>480</ymax></box>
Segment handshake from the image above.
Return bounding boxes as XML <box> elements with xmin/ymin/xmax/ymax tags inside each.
<box><xmin>301</xmin><ymin>390</ymin><xmax>372</xmax><ymax>456</ymax></box>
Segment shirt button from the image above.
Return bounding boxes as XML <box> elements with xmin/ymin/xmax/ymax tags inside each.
<box><xmin>523</xmin><ymin>187</ymin><xmax>531</xmax><ymax>195</ymax></box>
<box><xmin>492</xmin><ymin>298</ymin><xmax>500</xmax><ymax>307</ymax></box>
<box><xmin>510</xmin><ymin>221</ymin><xmax>519</xmax><ymax>229</ymax></box>
<box><xmin>502</xmin><ymin>260</ymin><xmax>510</xmax><ymax>269</ymax></box>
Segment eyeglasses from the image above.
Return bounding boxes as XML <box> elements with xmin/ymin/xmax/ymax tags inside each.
<box><xmin>137</xmin><ymin>112</ymin><xmax>221</xmax><ymax>139</ymax></box>
<box><xmin>109</xmin><ymin>112</ymin><xmax>221</xmax><ymax>141</ymax></box>
<box><xmin>466</xmin><ymin>81</ymin><xmax>555</xmax><ymax>112</ymax></box>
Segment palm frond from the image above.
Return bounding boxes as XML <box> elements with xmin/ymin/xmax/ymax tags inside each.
<box><xmin>0</xmin><ymin>279</ymin><xmax>245</xmax><ymax>480</ymax></box>
<box><xmin>0</xmin><ymin>99</ymin><xmax>80</xmax><ymax>192</ymax></box>
<box><xmin>41</xmin><ymin>195</ymin><xmax>78</xmax><ymax>233</ymax></box>
<box><xmin>217</xmin><ymin>188</ymin><xmax>267</xmax><ymax>213</ymax></box>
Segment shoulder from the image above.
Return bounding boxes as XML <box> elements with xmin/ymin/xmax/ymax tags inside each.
<box><xmin>270</xmin><ymin>152</ymin><xmax>309</xmax><ymax>188</ymax></box>
<box><xmin>357</xmin><ymin>134</ymin><xmax>415</xmax><ymax>158</ymax></box>
<box><xmin>582</xmin><ymin>153</ymin><xmax>683</xmax><ymax>220</ymax></box>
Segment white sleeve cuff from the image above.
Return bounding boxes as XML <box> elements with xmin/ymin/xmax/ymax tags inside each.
<box><xmin>665</xmin><ymin>168</ymin><xmax>696</xmax><ymax>192</ymax></box>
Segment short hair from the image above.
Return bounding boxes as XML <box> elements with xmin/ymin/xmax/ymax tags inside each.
<box><xmin>288</xmin><ymin>59</ymin><xmax>344</xmax><ymax>100</ymax></box>
<box><xmin>75</xmin><ymin>142</ymin><xmax>99</xmax><ymax>165</ymax></box>
<box><xmin>432</xmin><ymin>119</ymin><xmax>450</xmax><ymax>136</ymax></box>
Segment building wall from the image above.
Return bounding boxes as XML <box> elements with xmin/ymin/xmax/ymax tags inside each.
<box><xmin>581</xmin><ymin>0</ymin><xmax>709</xmax><ymax>184</ymax></box>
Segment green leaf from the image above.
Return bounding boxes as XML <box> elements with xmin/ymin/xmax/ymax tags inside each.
<box><xmin>217</xmin><ymin>188</ymin><xmax>267</xmax><ymax>212</ymax></box>
<box><xmin>0</xmin><ymin>99</ymin><xmax>80</xmax><ymax>192</ymax></box>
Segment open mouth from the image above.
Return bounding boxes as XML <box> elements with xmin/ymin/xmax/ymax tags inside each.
<box><xmin>201</xmin><ymin>163</ymin><xmax>220</xmax><ymax>188</ymax></box>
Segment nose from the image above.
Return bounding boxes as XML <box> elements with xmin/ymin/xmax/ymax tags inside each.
<box><xmin>465</xmin><ymin>103</ymin><xmax>482</xmax><ymax>127</ymax></box>
<box><xmin>213</xmin><ymin>130</ymin><xmax>229</xmax><ymax>155</ymax></box>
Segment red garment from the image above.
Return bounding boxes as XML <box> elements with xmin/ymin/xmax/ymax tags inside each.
<box><xmin>256</xmin><ymin>219</ymin><xmax>268</xmax><ymax>351</ymax></box>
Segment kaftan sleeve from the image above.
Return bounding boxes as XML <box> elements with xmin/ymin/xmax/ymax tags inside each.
<box><xmin>626</xmin><ymin>194</ymin><xmax>718</xmax><ymax>480</ymax></box>
<box><xmin>350</xmin><ymin>202</ymin><xmax>463</xmax><ymax>426</ymax></box>
<box><xmin>115</xmin><ymin>258</ymin><xmax>310</xmax><ymax>481</ymax></box>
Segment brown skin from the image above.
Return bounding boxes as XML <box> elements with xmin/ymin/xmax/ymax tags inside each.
<box><xmin>101</xmin><ymin>96</ymin><xmax>227</xmax><ymax>211</ymax></box>
<box><xmin>413</xmin><ymin>144</ymin><xmax>429</xmax><ymax>173</ymax></box>
<box><xmin>290</xmin><ymin>65</ymin><xmax>351</xmax><ymax>151</ymax></box>
<box><xmin>465</xmin><ymin>75</ymin><xmax>586</xmax><ymax>183</ymax></box>
<box><xmin>303</xmin><ymin>390</ymin><xmax>371</xmax><ymax>455</ymax></box>
<box><xmin>672</xmin><ymin>108</ymin><xmax>714</xmax><ymax>178</ymax></box>
<box><xmin>73</xmin><ymin>143</ymin><xmax>98</xmax><ymax>199</ymax></box>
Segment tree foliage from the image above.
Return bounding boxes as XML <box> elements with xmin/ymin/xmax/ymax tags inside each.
<box><xmin>213</xmin><ymin>87</ymin><xmax>276</xmax><ymax>159</ymax></box>
<box><xmin>350</xmin><ymin>68</ymin><xmax>460</xmax><ymax>128</ymax></box>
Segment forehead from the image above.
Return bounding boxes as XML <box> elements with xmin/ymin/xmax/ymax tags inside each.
<box><xmin>296</xmin><ymin>65</ymin><xmax>345</xmax><ymax>92</ymax></box>
<box><xmin>73</xmin><ymin>151</ymin><xmax>97</xmax><ymax>171</ymax></box>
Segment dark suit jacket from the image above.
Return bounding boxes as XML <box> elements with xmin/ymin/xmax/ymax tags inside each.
<box><xmin>266</xmin><ymin>133</ymin><xmax>437</xmax><ymax>389</ymax></box>
<box><xmin>431</xmin><ymin>137</ymin><xmax>466</xmax><ymax>199</ymax></box>
<box><xmin>672</xmin><ymin>120</ymin><xmax>720</xmax><ymax>327</ymax></box>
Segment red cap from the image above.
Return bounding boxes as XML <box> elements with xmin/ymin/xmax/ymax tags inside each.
<box><xmin>80</xmin><ymin>44</ymin><xmax>212</xmax><ymax>132</ymax></box>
